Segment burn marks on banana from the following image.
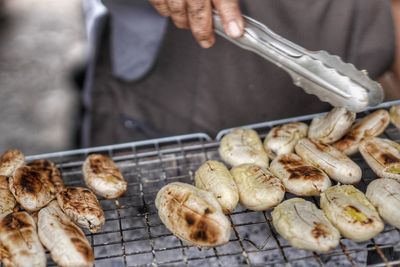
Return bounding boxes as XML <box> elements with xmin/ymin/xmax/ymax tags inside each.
<box><xmin>278</xmin><ymin>155</ymin><xmax>324</xmax><ymax>181</ymax></box>
<box><xmin>312</xmin><ymin>223</ymin><xmax>328</xmax><ymax>239</ymax></box>
<box><xmin>365</xmin><ymin>142</ymin><xmax>400</xmax><ymax>165</ymax></box>
<box><xmin>0</xmin><ymin>150</ymin><xmax>22</xmax><ymax>166</ymax></box>
<box><xmin>88</xmin><ymin>154</ymin><xmax>123</xmax><ymax>182</ymax></box>
<box><xmin>166</xmin><ymin>190</ymin><xmax>219</xmax><ymax>245</ymax></box>
<box><xmin>15</xmin><ymin>167</ymin><xmax>43</xmax><ymax>194</ymax></box>
<box><xmin>28</xmin><ymin>160</ymin><xmax>63</xmax><ymax>189</ymax></box>
<box><xmin>1</xmin><ymin>212</ymin><xmax>31</xmax><ymax>231</ymax></box>
<box><xmin>184</xmin><ymin>211</ymin><xmax>219</xmax><ymax>244</ymax></box>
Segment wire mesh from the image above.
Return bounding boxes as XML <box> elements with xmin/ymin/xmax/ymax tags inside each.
<box><xmin>20</xmin><ymin>103</ymin><xmax>400</xmax><ymax>267</ymax></box>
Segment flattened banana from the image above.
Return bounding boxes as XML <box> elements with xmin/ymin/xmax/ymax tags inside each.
<box><xmin>195</xmin><ymin>161</ymin><xmax>239</xmax><ymax>214</ymax></box>
<box><xmin>0</xmin><ymin>176</ymin><xmax>16</xmax><ymax>218</ymax></box>
<box><xmin>366</xmin><ymin>178</ymin><xmax>400</xmax><ymax>229</ymax></box>
<box><xmin>57</xmin><ymin>187</ymin><xmax>105</xmax><ymax>233</ymax></box>
<box><xmin>219</xmin><ymin>128</ymin><xmax>269</xmax><ymax>168</ymax></box>
<box><xmin>272</xmin><ymin>198</ymin><xmax>340</xmax><ymax>252</ymax></box>
<box><xmin>390</xmin><ymin>105</ymin><xmax>400</xmax><ymax>130</ymax></box>
<box><xmin>83</xmin><ymin>154</ymin><xmax>127</xmax><ymax>199</ymax></box>
<box><xmin>295</xmin><ymin>138</ymin><xmax>362</xmax><ymax>184</ymax></box>
<box><xmin>359</xmin><ymin>137</ymin><xmax>400</xmax><ymax>180</ymax></box>
<box><xmin>263</xmin><ymin>122</ymin><xmax>308</xmax><ymax>159</ymax></box>
<box><xmin>270</xmin><ymin>153</ymin><xmax>331</xmax><ymax>196</ymax></box>
<box><xmin>38</xmin><ymin>201</ymin><xmax>94</xmax><ymax>267</ymax></box>
<box><xmin>156</xmin><ymin>182</ymin><xmax>231</xmax><ymax>247</ymax></box>
<box><xmin>0</xmin><ymin>212</ymin><xmax>46</xmax><ymax>267</ymax></box>
<box><xmin>28</xmin><ymin>159</ymin><xmax>64</xmax><ymax>193</ymax></box>
<box><xmin>0</xmin><ymin>149</ymin><xmax>24</xmax><ymax>177</ymax></box>
<box><xmin>9</xmin><ymin>166</ymin><xmax>55</xmax><ymax>211</ymax></box>
<box><xmin>230</xmin><ymin>164</ymin><xmax>285</xmax><ymax>211</ymax></box>
<box><xmin>333</xmin><ymin>109</ymin><xmax>390</xmax><ymax>155</ymax></box>
<box><xmin>320</xmin><ymin>185</ymin><xmax>384</xmax><ymax>242</ymax></box>
<box><xmin>308</xmin><ymin>107</ymin><xmax>355</xmax><ymax>144</ymax></box>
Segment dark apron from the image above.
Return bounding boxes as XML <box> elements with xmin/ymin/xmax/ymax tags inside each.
<box><xmin>84</xmin><ymin>0</ymin><xmax>395</xmax><ymax>147</ymax></box>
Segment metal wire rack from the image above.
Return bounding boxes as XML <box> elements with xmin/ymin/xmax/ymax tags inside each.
<box><xmin>22</xmin><ymin>101</ymin><xmax>400</xmax><ymax>267</ymax></box>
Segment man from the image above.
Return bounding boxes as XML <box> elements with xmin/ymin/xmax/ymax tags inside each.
<box><xmin>82</xmin><ymin>0</ymin><xmax>398</xmax><ymax>147</ymax></box>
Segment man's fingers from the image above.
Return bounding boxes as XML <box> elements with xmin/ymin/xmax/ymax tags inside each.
<box><xmin>149</xmin><ymin>0</ymin><xmax>170</xmax><ymax>17</ymax></box>
<box><xmin>166</xmin><ymin>0</ymin><xmax>189</xmax><ymax>29</ymax></box>
<box><xmin>187</xmin><ymin>0</ymin><xmax>215</xmax><ymax>48</ymax></box>
<box><xmin>213</xmin><ymin>0</ymin><xmax>243</xmax><ymax>38</ymax></box>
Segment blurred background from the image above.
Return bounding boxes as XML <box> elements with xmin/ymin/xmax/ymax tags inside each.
<box><xmin>0</xmin><ymin>0</ymin><xmax>85</xmax><ymax>155</ymax></box>
<box><xmin>0</xmin><ymin>0</ymin><xmax>398</xmax><ymax>156</ymax></box>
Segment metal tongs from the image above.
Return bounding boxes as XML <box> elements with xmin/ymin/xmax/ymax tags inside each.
<box><xmin>213</xmin><ymin>12</ymin><xmax>384</xmax><ymax>112</ymax></box>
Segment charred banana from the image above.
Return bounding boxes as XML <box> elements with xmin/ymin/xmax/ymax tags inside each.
<box><xmin>270</xmin><ymin>153</ymin><xmax>331</xmax><ymax>196</ymax></box>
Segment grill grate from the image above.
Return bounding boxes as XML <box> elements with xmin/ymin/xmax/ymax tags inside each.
<box><xmin>19</xmin><ymin>102</ymin><xmax>400</xmax><ymax>267</ymax></box>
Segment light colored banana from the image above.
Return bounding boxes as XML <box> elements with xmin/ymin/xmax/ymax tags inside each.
<box><xmin>9</xmin><ymin>166</ymin><xmax>55</xmax><ymax>211</ymax></box>
<box><xmin>38</xmin><ymin>201</ymin><xmax>94</xmax><ymax>267</ymax></box>
<box><xmin>295</xmin><ymin>138</ymin><xmax>362</xmax><ymax>184</ymax></box>
<box><xmin>320</xmin><ymin>185</ymin><xmax>384</xmax><ymax>242</ymax></box>
<box><xmin>0</xmin><ymin>212</ymin><xmax>46</xmax><ymax>267</ymax></box>
<box><xmin>263</xmin><ymin>122</ymin><xmax>308</xmax><ymax>159</ymax></box>
<box><xmin>333</xmin><ymin>109</ymin><xmax>390</xmax><ymax>155</ymax></box>
<box><xmin>219</xmin><ymin>128</ymin><xmax>269</xmax><ymax>169</ymax></box>
<box><xmin>0</xmin><ymin>176</ymin><xmax>16</xmax><ymax>218</ymax></box>
<box><xmin>155</xmin><ymin>182</ymin><xmax>231</xmax><ymax>247</ymax></box>
<box><xmin>359</xmin><ymin>137</ymin><xmax>400</xmax><ymax>180</ymax></box>
<box><xmin>28</xmin><ymin>159</ymin><xmax>64</xmax><ymax>193</ymax></box>
<box><xmin>83</xmin><ymin>154</ymin><xmax>127</xmax><ymax>199</ymax></box>
<box><xmin>308</xmin><ymin>107</ymin><xmax>355</xmax><ymax>144</ymax></box>
<box><xmin>195</xmin><ymin>161</ymin><xmax>239</xmax><ymax>214</ymax></box>
<box><xmin>366</xmin><ymin>178</ymin><xmax>400</xmax><ymax>229</ymax></box>
<box><xmin>270</xmin><ymin>153</ymin><xmax>331</xmax><ymax>196</ymax></box>
<box><xmin>57</xmin><ymin>187</ymin><xmax>105</xmax><ymax>233</ymax></box>
<box><xmin>230</xmin><ymin>164</ymin><xmax>285</xmax><ymax>211</ymax></box>
<box><xmin>0</xmin><ymin>149</ymin><xmax>24</xmax><ymax>177</ymax></box>
<box><xmin>272</xmin><ymin>198</ymin><xmax>340</xmax><ymax>252</ymax></box>
<box><xmin>390</xmin><ymin>105</ymin><xmax>400</xmax><ymax>130</ymax></box>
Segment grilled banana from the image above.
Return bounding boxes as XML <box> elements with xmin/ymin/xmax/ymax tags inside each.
<box><xmin>333</xmin><ymin>109</ymin><xmax>390</xmax><ymax>155</ymax></box>
<box><xmin>38</xmin><ymin>201</ymin><xmax>94</xmax><ymax>267</ymax></box>
<box><xmin>28</xmin><ymin>159</ymin><xmax>64</xmax><ymax>193</ymax></box>
<box><xmin>272</xmin><ymin>198</ymin><xmax>340</xmax><ymax>252</ymax></box>
<box><xmin>295</xmin><ymin>138</ymin><xmax>362</xmax><ymax>184</ymax></box>
<box><xmin>366</xmin><ymin>178</ymin><xmax>400</xmax><ymax>229</ymax></box>
<box><xmin>0</xmin><ymin>149</ymin><xmax>24</xmax><ymax>177</ymax></box>
<box><xmin>263</xmin><ymin>122</ymin><xmax>308</xmax><ymax>159</ymax></box>
<box><xmin>155</xmin><ymin>182</ymin><xmax>231</xmax><ymax>247</ymax></box>
<box><xmin>320</xmin><ymin>185</ymin><xmax>384</xmax><ymax>242</ymax></box>
<box><xmin>359</xmin><ymin>137</ymin><xmax>400</xmax><ymax>180</ymax></box>
<box><xmin>0</xmin><ymin>212</ymin><xmax>46</xmax><ymax>267</ymax></box>
<box><xmin>195</xmin><ymin>161</ymin><xmax>239</xmax><ymax>214</ymax></box>
<box><xmin>270</xmin><ymin>153</ymin><xmax>331</xmax><ymax>196</ymax></box>
<box><xmin>219</xmin><ymin>128</ymin><xmax>269</xmax><ymax>168</ymax></box>
<box><xmin>0</xmin><ymin>176</ymin><xmax>16</xmax><ymax>218</ymax></box>
<box><xmin>9</xmin><ymin>166</ymin><xmax>55</xmax><ymax>211</ymax></box>
<box><xmin>390</xmin><ymin>105</ymin><xmax>400</xmax><ymax>130</ymax></box>
<box><xmin>230</xmin><ymin>164</ymin><xmax>285</xmax><ymax>211</ymax></box>
<box><xmin>83</xmin><ymin>154</ymin><xmax>127</xmax><ymax>199</ymax></box>
<box><xmin>308</xmin><ymin>107</ymin><xmax>355</xmax><ymax>144</ymax></box>
<box><xmin>57</xmin><ymin>186</ymin><xmax>105</xmax><ymax>233</ymax></box>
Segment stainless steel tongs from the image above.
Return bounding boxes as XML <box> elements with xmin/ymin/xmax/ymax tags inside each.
<box><xmin>213</xmin><ymin>12</ymin><xmax>384</xmax><ymax>112</ymax></box>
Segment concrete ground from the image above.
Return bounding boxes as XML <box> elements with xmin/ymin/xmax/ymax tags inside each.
<box><xmin>0</xmin><ymin>0</ymin><xmax>86</xmax><ymax>155</ymax></box>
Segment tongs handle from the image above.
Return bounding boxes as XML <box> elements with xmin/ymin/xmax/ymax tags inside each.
<box><xmin>213</xmin><ymin>11</ymin><xmax>384</xmax><ymax>112</ymax></box>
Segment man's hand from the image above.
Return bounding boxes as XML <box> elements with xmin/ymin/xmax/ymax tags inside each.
<box><xmin>149</xmin><ymin>0</ymin><xmax>244</xmax><ymax>48</ymax></box>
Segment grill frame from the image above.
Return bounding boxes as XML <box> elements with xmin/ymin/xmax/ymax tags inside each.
<box><xmin>23</xmin><ymin>100</ymin><xmax>400</xmax><ymax>267</ymax></box>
